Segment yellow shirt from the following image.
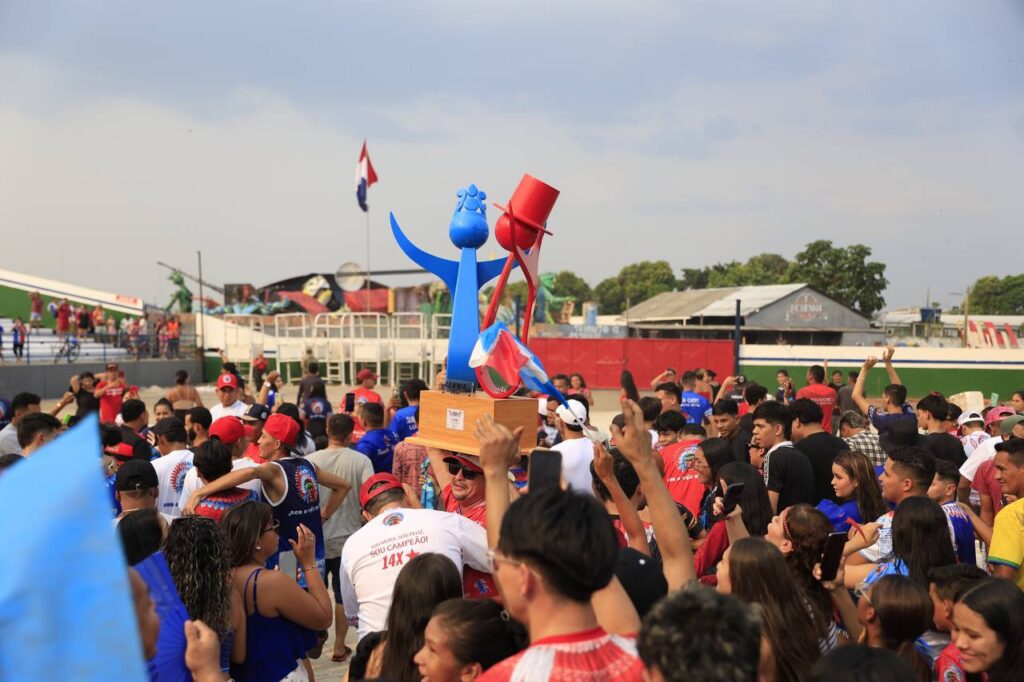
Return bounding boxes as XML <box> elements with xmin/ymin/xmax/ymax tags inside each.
<box><xmin>989</xmin><ymin>497</ymin><xmax>1024</xmax><ymax>589</ymax></box>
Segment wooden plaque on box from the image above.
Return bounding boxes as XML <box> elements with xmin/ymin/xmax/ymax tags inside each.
<box><xmin>406</xmin><ymin>390</ymin><xmax>537</xmax><ymax>455</ymax></box>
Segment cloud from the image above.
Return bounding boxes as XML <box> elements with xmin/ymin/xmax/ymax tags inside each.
<box><xmin>0</xmin><ymin>1</ymin><xmax>1021</xmax><ymax>310</ymax></box>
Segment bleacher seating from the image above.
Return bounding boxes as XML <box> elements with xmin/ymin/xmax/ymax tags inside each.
<box><xmin>0</xmin><ymin>318</ymin><xmax>131</xmax><ymax>364</ymax></box>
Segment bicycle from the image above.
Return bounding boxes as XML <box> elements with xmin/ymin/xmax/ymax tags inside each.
<box><xmin>54</xmin><ymin>335</ymin><xmax>80</xmax><ymax>364</ymax></box>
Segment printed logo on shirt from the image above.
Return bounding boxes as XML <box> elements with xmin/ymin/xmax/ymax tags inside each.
<box><xmin>472</xmin><ymin>577</ymin><xmax>491</xmax><ymax>595</ymax></box>
<box><xmin>383</xmin><ymin>511</ymin><xmax>404</xmax><ymax>526</ymax></box>
<box><xmin>294</xmin><ymin>466</ymin><xmax>320</xmax><ymax>505</ymax></box>
<box><xmin>170</xmin><ymin>460</ymin><xmax>193</xmax><ymax>494</ymax></box>
<box><xmin>676</xmin><ymin>443</ymin><xmax>698</xmax><ymax>472</ymax></box>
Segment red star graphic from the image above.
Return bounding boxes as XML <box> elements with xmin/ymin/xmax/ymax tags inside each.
<box><xmin>406</xmin><ymin>549</ymin><xmax>419</xmax><ymax>561</ymax></box>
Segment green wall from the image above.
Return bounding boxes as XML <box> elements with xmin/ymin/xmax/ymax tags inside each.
<box><xmin>740</xmin><ymin>364</ymin><xmax>1019</xmax><ymax>402</ymax></box>
<box><xmin>0</xmin><ymin>282</ymin><xmax>136</xmax><ymax>329</ymax></box>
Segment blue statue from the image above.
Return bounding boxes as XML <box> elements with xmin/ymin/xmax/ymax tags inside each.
<box><xmin>390</xmin><ymin>184</ymin><xmax>510</xmax><ymax>386</ymax></box>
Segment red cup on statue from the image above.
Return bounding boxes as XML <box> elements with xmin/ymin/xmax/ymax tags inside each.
<box><xmin>493</xmin><ymin>174</ymin><xmax>559</xmax><ymax>251</ymax></box>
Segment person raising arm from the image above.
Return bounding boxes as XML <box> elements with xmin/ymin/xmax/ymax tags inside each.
<box><xmin>611</xmin><ymin>398</ymin><xmax>697</xmax><ymax>591</ymax></box>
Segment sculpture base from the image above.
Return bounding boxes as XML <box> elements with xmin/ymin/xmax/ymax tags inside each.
<box><xmin>406</xmin><ymin>390</ymin><xmax>537</xmax><ymax>455</ymax></box>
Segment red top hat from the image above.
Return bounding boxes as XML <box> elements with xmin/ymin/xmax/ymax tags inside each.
<box><xmin>493</xmin><ymin>174</ymin><xmax>560</xmax><ymax>251</ymax></box>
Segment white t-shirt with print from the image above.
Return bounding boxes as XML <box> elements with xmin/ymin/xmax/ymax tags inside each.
<box><xmin>960</xmin><ymin>436</ymin><xmax>1002</xmax><ymax>482</ymax></box>
<box><xmin>150</xmin><ymin>449</ymin><xmax>195</xmax><ymax>518</ymax></box>
<box><xmin>340</xmin><ymin>506</ymin><xmax>489</xmax><ymax>640</ymax></box>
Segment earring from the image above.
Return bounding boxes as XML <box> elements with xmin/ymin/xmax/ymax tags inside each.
<box><xmin>255</xmin><ymin>544</ymin><xmax>261</xmax><ymax>550</ymax></box>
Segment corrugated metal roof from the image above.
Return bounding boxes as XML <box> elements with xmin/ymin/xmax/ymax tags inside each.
<box><xmin>625</xmin><ymin>283</ymin><xmax>807</xmax><ymax>323</ymax></box>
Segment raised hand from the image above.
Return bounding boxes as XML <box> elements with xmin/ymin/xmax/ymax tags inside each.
<box><xmin>474</xmin><ymin>415</ymin><xmax>523</xmax><ymax>474</ymax></box>
<box><xmin>289</xmin><ymin>523</ymin><xmax>316</xmax><ymax>567</ymax></box>
<box><xmin>882</xmin><ymin>345</ymin><xmax>895</xmax><ymax>363</ymax></box>
<box><xmin>862</xmin><ymin>356</ymin><xmax>878</xmax><ymax>371</ymax></box>
<box><xmin>609</xmin><ymin>398</ymin><xmax>654</xmax><ymax>469</ymax></box>
<box><xmin>592</xmin><ymin>441</ymin><xmax>615</xmax><ymax>482</ymax></box>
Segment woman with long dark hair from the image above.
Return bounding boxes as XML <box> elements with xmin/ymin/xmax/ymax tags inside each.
<box><xmin>818</xmin><ymin>450</ymin><xmax>887</xmax><ymax>532</ymax></box>
<box><xmin>359</xmin><ymin>554</ymin><xmax>464</xmax><ymax>682</ymax></box>
<box><xmin>693</xmin><ymin>438</ymin><xmax>737</xmax><ymax>530</ymax></box>
<box><xmin>845</xmin><ymin>496</ymin><xmax>956</xmax><ymax>589</ymax></box>
<box><xmin>856</xmin><ymin>575</ymin><xmax>932</xmax><ymax>682</ymax></box>
<box><xmin>765</xmin><ymin>504</ymin><xmax>845</xmax><ymax>650</ymax></box>
<box><xmin>569</xmin><ymin>373</ymin><xmax>593</xmax><ymax>406</ymax></box>
<box><xmin>620</xmin><ymin>370</ymin><xmax>640</xmax><ymax>403</ymax></box>
<box><xmin>414</xmin><ymin>598</ymin><xmax>528</xmax><ymax>682</ymax></box>
<box><xmin>693</xmin><ymin>462</ymin><xmax>773</xmax><ymax>584</ymax></box>
<box><xmin>164</xmin><ymin>516</ymin><xmax>245</xmax><ymax>670</ymax></box>
<box><xmin>953</xmin><ymin>579</ymin><xmax>1024</xmax><ymax>682</ymax></box>
<box><xmin>221</xmin><ymin>500</ymin><xmax>332</xmax><ymax>682</ymax></box>
<box><xmin>718</xmin><ymin>536</ymin><xmax>823</xmax><ymax>682</ymax></box>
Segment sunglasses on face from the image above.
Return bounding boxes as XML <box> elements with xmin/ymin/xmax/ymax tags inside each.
<box><xmin>219</xmin><ymin>387</ymin><xmax>235</xmax><ymax>393</ymax></box>
<box><xmin>446</xmin><ymin>461</ymin><xmax>480</xmax><ymax>480</ymax></box>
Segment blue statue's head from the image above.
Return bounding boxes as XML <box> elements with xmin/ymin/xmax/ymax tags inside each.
<box><xmin>449</xmin><ymin>184</ymin><xmax>489</xmax><ymax>249</ymax></box>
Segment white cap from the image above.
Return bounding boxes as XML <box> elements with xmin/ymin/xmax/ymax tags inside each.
<box><xmin>538</xmin><ymin>397</ymin><xmax>549</xmax><ymax>416</ymax></box>
<box><xmin>555</xmin><ymin>399</ymin><xmax>588</xmax><ymax>426</ymax></box>
<box><xmin>957</xmin><ymin>411</ymin><xmax>984</xmax><ymax>427</ymax></box>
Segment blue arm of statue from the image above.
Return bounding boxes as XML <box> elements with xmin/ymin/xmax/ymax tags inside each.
<box><xmin>390</xmin><ymin>212</ymin><xmax>459</xmax><ymax>291</ymax></box>
<box><xmin>476</xmin><ymin>255</ymin><xmax>515</xmax><ymax>286</ymax></box>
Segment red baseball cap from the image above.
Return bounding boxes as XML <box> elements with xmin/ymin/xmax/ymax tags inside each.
<box><xmin>263</xmin><ymin>413</ymin><xmax>298</xmax><ymax>447</ymax></box>
<box><xmin>209</xmin><ymin>417</ymin><xmax>253</xmax><ymax>445</ymax></box>
<box><xmin>359</xmin><ymin>473</ymin><xmax>404</xmax><ymax>509</ymax></box>
<box><xmin>217</xmin><ymin>373</ymin><xmax>238</xmax><ymax>390</ymax></box>
<box><xmin>356</xmin><ymin>368</ymin><xmax>377</xmax><ymax>382</ymax></box>
<box><xmin>442</xmin><ymin>453</ymin><xmax>483</xmax><ymax>473</ymax></box>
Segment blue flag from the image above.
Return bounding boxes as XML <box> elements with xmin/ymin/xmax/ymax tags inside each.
<box><xmin>0</xmin><ymin>417</ymin><xmax>148</xmax><ymax>680</ymax></box>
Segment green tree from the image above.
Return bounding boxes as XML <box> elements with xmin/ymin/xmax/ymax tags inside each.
<box><xmin>618</xmin><ymin>260</ymin><xmax>677</xmax><ymax>307</ymax></box>
<box><xmin>594</xmin><ymin>277</ymin><xmax>625</xmax><ymax>314</ymax></box>
<box><xmin>786</xmin><ymin>241</ymin><xmax>888</xmax><ymax>316</ymax></box>
<box><xmin>551</xmin><ymin>271</ymin><xmax>593</xmax><ymax>314</ymax></box>
<box><xmin>681</xmin><ymin>253</ymin><xmax>790</xmax><ymax>289</ymax></box>
<box><xmin>594</xmin><ymin>261</ymin><xmax>677</xmax><ymax>314</ymax></box>
<box><xmin>968</xmin><ymin>275</ymin><xmax>1024</xmax><ymax>314</ymax></box>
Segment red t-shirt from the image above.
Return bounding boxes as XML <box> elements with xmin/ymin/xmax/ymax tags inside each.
<box><xmin>660</xmin><ymin>438</ymin><xmax>705</xmax><ymax>516</ymax></box>
<box><xmin>934</xmin><ymin>641</ymin><xmax>970</xmax><ymax>682</ymax></box>
<box><xmin>972</xmin><ymin>460</ymin><xmax>1004</xmax><ymax>517</ymax></box>
<box><xmin>56</xmin><ymin>304</ymin><xmax>71</xmax><ymax>327</ymax></box>
<box><xmin>796</xmin><ymin>384</ymin><xmax>837</xmax><ymax>430</ymax></box>
<box><xmin>244</xmin><ymin>441</ymin><xmax>266</xmax><ymax>465</ymax></box>
<box><xmin>353</xmin><ymin>388</ymin><xmax>383</xmax><ymax>406</ymax></box>
<box><xmin>95</xmin><ymin>380</ymin><xmax>127</xmax><ymax>423</ymax></box>
<box><xmin>478</xmin><ymin>627</ymin><xmax>643</xmax><ymax>682</ymax></box>
<box><xmin>442</xmin><ymin>484</ymin><xmax>498</xmax><ymax>600</ymax></box>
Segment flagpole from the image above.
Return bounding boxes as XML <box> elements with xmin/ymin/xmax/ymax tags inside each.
<box><xmin>365</xmin><ymin>207</ymin><xmax>371</xmax><ymax>312</ymax></box>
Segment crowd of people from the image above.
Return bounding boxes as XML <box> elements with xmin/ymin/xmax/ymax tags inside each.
<box><xmin>3</xmin><ymin>344</ymin><xmax>1024</xmax><ymax>682</ymax></box>
<box><xmin>0</xmin><ymin>291</ymin><xmax>184</xmax><ymax>363</ymax></box>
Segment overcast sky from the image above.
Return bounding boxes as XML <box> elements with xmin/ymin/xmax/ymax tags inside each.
<box><xmin>1</xmin><ymin>1</ymin><xmax>1021</xmax><ymax>310</ymax></box>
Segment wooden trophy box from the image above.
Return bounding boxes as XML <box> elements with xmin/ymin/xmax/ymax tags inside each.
<box><xmin>406</xmin><ymin>390</ymin><xmax>537</xmax><ymax>455</ymax></box>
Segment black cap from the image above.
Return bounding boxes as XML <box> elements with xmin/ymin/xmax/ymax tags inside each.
<box><xmin>115</xmin><ymin>459</ymin><xmax>159</xmax><ymax>491</ymax></box>
<box><xmin>614</xmin><ymin>547</ymin><xmax>668</xmax><ymax>618</ymax></box>
<box><xmin>150</xmin><ymin>417</ymin><xmax>185</xmax><ymax>437</ymax></box>
<box><xmin>241</xmin><ymin>403</ymin><xmax>270</xmax><ymax>423</ymax></box>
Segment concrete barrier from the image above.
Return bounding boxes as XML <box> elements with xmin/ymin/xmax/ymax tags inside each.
<box><xmin>0</xmin><ymin>359</ymin><xmax>204</xmax><ymax>400</ymax></box>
